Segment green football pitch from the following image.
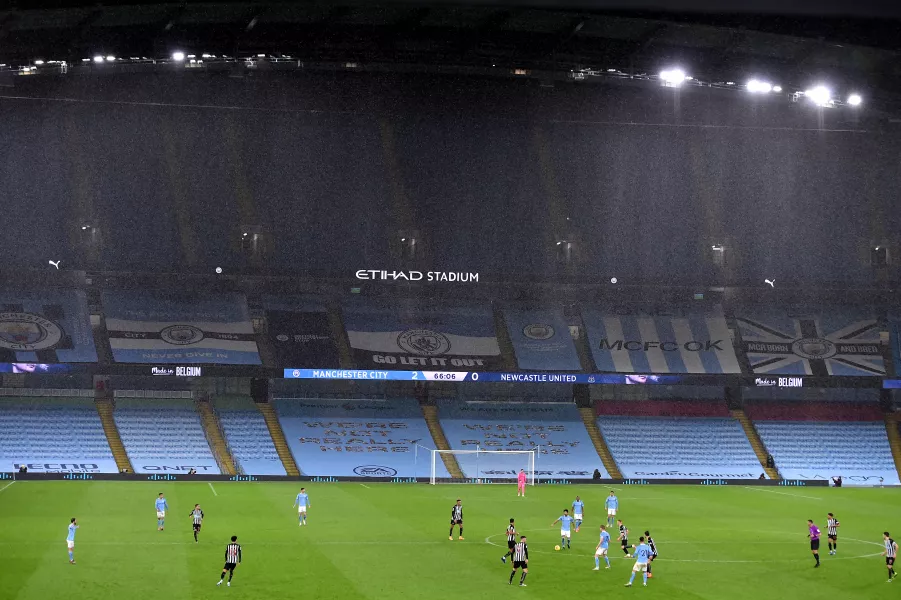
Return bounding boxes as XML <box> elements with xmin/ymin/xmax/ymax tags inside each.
<box><xmin>0</xmin><ymin>480</ymin><xmax>898</xmax><ymax>600</ymax></box>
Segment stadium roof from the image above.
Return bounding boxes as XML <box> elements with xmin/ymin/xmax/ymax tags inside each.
<box><xmin>1</xmin><ymin>1</ymin><xmax>900</xmax><ymax>98</ymax></box>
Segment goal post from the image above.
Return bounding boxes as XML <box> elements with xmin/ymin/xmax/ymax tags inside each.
<box><xmin>430</xmin><ymin>448</ymin><xmax>537</xmax><ymax>485</ymax></box>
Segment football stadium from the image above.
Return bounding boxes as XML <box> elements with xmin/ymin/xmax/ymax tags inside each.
<box><xmin>2</xmin><ymin>1</ymin><xmax>901</xmax><ymax>598</ymax></box>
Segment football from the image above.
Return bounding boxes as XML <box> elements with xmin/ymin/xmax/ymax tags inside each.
<box><xmin>555</xmin><ymin>545</ymin><xmax>561</xmax><ymax>551</ymax></box>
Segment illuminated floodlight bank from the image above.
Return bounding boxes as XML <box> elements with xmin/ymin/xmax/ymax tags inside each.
<box><xmin>172</xmin><ymin>51</ymin><xmax>186</xmax><ymax>62</ymax></box>
<box><xmin>747</xmin><ymin>79</ymin><xmax>773</xmax><ymax>93</ymax></box>
<box><xmin>804</xmin><ymin>85</ymin><xmax>832</xmax><ymax>107</ymax></box>
<box><xmin>660</xmin><ymin>68</ymin><xmax>686</xmax><ymax>87</ymax></box>
<box><xmin>848</xmin><ymin>93</ymin><xmax>862</xmax><ymax>106</ymax></box>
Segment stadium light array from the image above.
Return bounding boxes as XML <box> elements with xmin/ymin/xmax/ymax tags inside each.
<box><xmin>34</xmin><ymin>60</ymin><xmax>44</xmax><ymax>66</ymax></box>
<box><xmin>804</xmin><ymin>85</ymin><xmax>832</xmax><ymax>107</ymax></box>
<box><xmin>105</xmin><ymin>56</ymin><xmax>116</xmax><ymax>62</ymax></box>
<box><xmin>92</xmin><ymin>55</ymin><xmax>104</xmax><ymax>64</ymax></box>
<box><xmin>746</xmin><ymin>79</ymin><xmax>773</xmax><ymax>94</ymax></box>
<box><xmin>172</xmin><ymin>51</ymin><xmax>185</xmax><ymax>62</ymax></box>
<box><xmin>848</xmin><ymin>93</ymin><xmax>863</xmax><ymax>106</ymax></box>
<box><xmin>660</xmin><ymin>68</ymin><xmax>686</xmax><ymax>87</ymax></box>
<box><xmin>773</xmin><ymin>86</ymin><xmax>782</xmax><ymax>93</ymax></box>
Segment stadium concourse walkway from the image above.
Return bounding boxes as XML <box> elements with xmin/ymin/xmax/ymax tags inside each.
<box><xmin>731</xmin><ymin>409</ymin><xmax>780</xmax><ymax>479</ymax></box>
<box><xmin>421</xmin><ymin>404</ymin><xmax>463</xmax><ymax>478</ymax></box>
<box><xmin>578</xmin><ymin>407</ymin><xmax>622</xmax><ymax>478</ymax></box>
<box><xmin>95</xmin><ymin>399</ymin><xmax>132</xmax><ymax>473</ymax></box>
<box><xmin>256</xmin><ymin>402</ymin><xmax>300</xmax><ymax>476</ymax></box>
<box><xmin>196</xmin><ymin>400</ymin><xmax>237</xmax><ymax>476</ymax></box>
<box><xmin>883</xmin><ymin>413</ymin><xmax>901</xmax><ymax>479</ymax></box>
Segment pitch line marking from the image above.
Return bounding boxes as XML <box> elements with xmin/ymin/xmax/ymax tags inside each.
<box><xmin>208</xmin><ymin>482</ymin><xmax>218</xmax><ymax>496</ymax></box>
<box><xmin>0</xmin><ymin>481</ymin><xmax>14</xmax><ymax>493</ymax></box>
<box><xmin>741</xmin><ymin>486</ymin><xmax>823</xmax><ymax>500</ymax></box>
<box><xmin>360</xmin><ymin>484</ymin><xmax>371</xmax><ymax>489</ymax></box>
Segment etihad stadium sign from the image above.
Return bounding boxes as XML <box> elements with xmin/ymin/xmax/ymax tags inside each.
<box><xmin>355</xmin><ymin>270</ymin><xmax>479</xmax><ymax>283</ymax></box>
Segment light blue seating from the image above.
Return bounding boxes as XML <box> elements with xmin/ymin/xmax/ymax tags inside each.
<box><xmin>438</xmin><ymin>401</ymin><xmax>608</xmax><ymax>480</ymax></box>
<box><xmin>274</xmin><ymin>397</ymin><xmax>446</xmax><ymax>478</ymax></box>
<box><xmin>0</xmin><ymin>398</ymin><xmax>117</xmax><ymax>472</ymax></box>
<box><xmin>114</xmin><ymin>400</ymin><xmax>219</xmax><ymax>474</ymax></box>
<box><xmin>215</xmin><ymin>397</ymin><xmax>286</xmax><ymax>476</ymax></box>
<box><xmin>598</xmin><ymin>416</ymin><xmax>763</xmax><ymax>479</ymax></box>
<box><xmin>755</xmin><ymin>421</ymin><xmax>898</xmax><ymax>485</ymax></box>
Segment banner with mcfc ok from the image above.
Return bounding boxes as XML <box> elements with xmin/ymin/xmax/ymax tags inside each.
<box><xmin>102</xmin><ymin>291</ymin><xmax>261</xmax><ymax>364</ymax></box>
<box><xmin>342</xmin><ymin>299</ymin><xmax>502</xmax><ymax>370</ymax></box>
<box><xmin>0</xmin><ymin>289</ymin><xmax>97</xmax><ymax>363</ymax></box>
<box><xmin>503</xmin><ymin>307</ymin><xmax>581</xmax><ymax>371</ymax></box>
<box><xmin>583</xmin><ymin>303</ymin><xmax>740</xmax><ymax>374</ymax></box>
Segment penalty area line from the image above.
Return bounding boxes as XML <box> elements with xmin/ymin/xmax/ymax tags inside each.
<box><xmin>0</xmin><ymin>481</ymin><xmax>14</xmax><ymax>493</ymax></box>
<box><xmin>208</xmin><ymin>482</ymin><xmax>218</xmax><ymax>496</ymax></box>
<box><xmin>360</xmin><ymin>484</ymin><xmax>371</xmax><ymax>489</ymax></box>
<box><xmin>742</xmin><ymin>486</ymin><xmax>822</xmax><ymax>500</ymax></box>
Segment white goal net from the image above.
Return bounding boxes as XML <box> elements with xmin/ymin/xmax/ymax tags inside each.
<box><xmin>430</xmin><ymin>449</ymin><xmax>536</xmax><ymax>485</ymax></box>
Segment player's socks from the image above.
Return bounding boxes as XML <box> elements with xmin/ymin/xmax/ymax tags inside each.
<box><xmin>628</xmin><ymin>573</ymin><xmax>636</xmax><ymax>585</ymax></box>
<box><xmin>194</xmin><ymin>531</ymin><xmax>198</xmax><ymax>542</ymax></box>
<box><xmin>520</xmin><ymin>573</ymin><xmax>527</xmax><ymax>585</ymax></box>
<box><xmin>605</xmin><ymin>556</ymin><xmax>611</xmax><ymax>568</ymax></box>
<box><xmin>509</xmin><ymin>571</ymin><xmax>516</xmax><ymax>584</ymax></box>
<box><xmin>220</xmin><ymin>573</ymin><xmax>226</xmax><ymax>581</ymax></box>
<box><xmin>595</xmin><ymin>557</ymin><xmax>600</xmax><ymax>568</ymax></box>
<box><xmin>68</xmin><ymin>551</ymin><xmax>74</xmax><ymax>561</ymax></box>
<box><xmin>643</xmin><ymin>573</ymin><xmax>648</xmax><ymax>585</ymax></box>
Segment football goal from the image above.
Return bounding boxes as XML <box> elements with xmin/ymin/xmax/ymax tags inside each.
<box><xmin>430</xmin><ymin>448</ymin><xmax>537</xmax><ymax>485</ymax></box>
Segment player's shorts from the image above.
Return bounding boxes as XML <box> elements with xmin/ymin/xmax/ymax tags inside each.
<box><xmin>607</xmin><ymin>509</ymin><xmax>617</xmax><ymax>516</ymax></box>
<box><xmin>66</xmin><ymin>540</ymin><xmax>75</xmax><ymax>549</ymax></box>
<box><xmin>223</xmin><ymin>562</ymin><xmax>237</xmax><ymax>572</ymax></box>
<box><xmin>193</xmin><ymin>523</ymin><xmax>202</xmax><ymax>531</ymax></box>
<box><xmin>450</xmin><ymin>519</ymin><xmax>463</xmax><ymax>525</ymax></box>
<box><xmin>298</xmin><ymin>506</ymin><xmax>307</xmax><ymax>514</ymax></box>
<box><xmin>157</xmin><ymin>511</ymin><xmax>166</xmax><ymax>519</ymax></box>
<box><xmin>632</xmin><ymin>562</ymin><xmax>648</xmax><ymax>573</ymax></box>
<box><xmin>574</xmin><ymin>513</ymin><xmax>583</xmax><ymax>521</ymax></box>
<box><xmin>810</xmin><ymin>540</ymin><xmax>820</xmax><ymax>551</ymax></box>
<box><xmin>561</xmin><ymin>530</ymin><xmax>571</xmax><ymax>539</ymax></box>
<box><xmin>508</xmin><ymin>540</ymin><xmax>516</xmax><ymax>550</ymax></box>
<box><xmin>887</xmin><ymin>557</ymin><xmax>896</xmax><ymax>566</ymax></box>
<box><xmin>513</xmin><ymin>561</ymin><xmax>527</xmax><ymax>569</ymax></box>
<box><xmin>517</xmin><ymin>482</ymin><xmax>526</xmax><ymax>488</ymax></box>
<box><xmin>595</xmin><ymin>548</ymin><xmax>608</xmax><ymax>557</ymax></box>
<box><xmin>828</xmin><ymin>534</ymin><xmax>837</xmax><ymax>542</ymax></box>
<box><xmin>621</xmin><ymin>540</ymin><xmax>629</xmax><ymax>548</ymax></box>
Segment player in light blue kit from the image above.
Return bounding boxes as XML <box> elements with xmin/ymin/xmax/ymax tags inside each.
<box><xmin>552</xmin><ymin>509</ymin><xmax>574</xmax><ymax>550</ymax></box>
<box><xmin>625</xmin><ymin>536</ymin><xmax>652</xmax><ymax>587</ymax></box>
<box><xmin>593</xmin><ymin>525</ymin><xmax>611</xmax><ymax>570</ymax></box>
<box><xmin>155</xmin><ymin>493</ymin><xmax>169</xmax><ymax>531</ymax></box>
<box><xmin>605</xmin><ymin>491</ymin><xmax>619</xmax><ymax>527</ymax></box>
<box><xmin>66</xmin><ymin>518</ymin><xmax>78</xmax><ymax>564</ymax></box>
<box><xmin>572</xmin><ymin>496</ymin><xmax>585</xmax><ymax>532</ymax></box>
<box><xmin>293</xmin><ymin>487</ymin><xmax>311</xmax><ymax>526</ymax></box>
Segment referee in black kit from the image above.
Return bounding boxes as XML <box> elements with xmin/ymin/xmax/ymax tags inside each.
<box><xmin>509</xmin><ymin>536</ymin><xmax>529</xmax><ymax>586</ymax></box>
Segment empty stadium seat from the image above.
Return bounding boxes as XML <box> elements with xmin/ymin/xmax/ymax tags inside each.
<box><xmin>214</xmin><ymin>397</ymin><xmax>286</xmax><ymax>476</ymax></box>
<box><xmin>598</xmin><ymin>416</ymin><xmax>763</xmax><ymax>478</ymax></box>
<box><xmin>114</xmin><ymin>399</ymin><xmax>219</xmax><ymax>474</ymax></box>
<box><xmin>438</xmin><ymin>401</ymin><xmax>608</xmax><ymax>480</ymax></box>
<box><xmin>274</xmin><ymin>397</ymin><xmax>446</xmax><ymax>478</ymax></box>
<box><xmin>0</xmin><ymin>398</ymin><xmax>117</xmax><ymax>472</ymax></box>
<box><xmin>755</xmin><ymin>421</ymin><xmax>897</xmax><ymax>485</ymax></box>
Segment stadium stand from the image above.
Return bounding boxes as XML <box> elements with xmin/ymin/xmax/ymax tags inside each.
<box><xmin>0</xmin><ymin>397</ymin><xmax>118</xmax><ymax>473</ymax></box>
<box><xmin>597</xmin><ymin>406</ymin><xmax>764</xmax><ymax>478</ymax></box>
<box><xmin>749</xmin><ymin>402</ymin><xmax>898</xmax><ymax>484</ymax></box>
<box><xmin>113</xmin><ymin>398</ymin><xmax>220</xmax><ymax>474</ymax></box>
<box><xmin>273</xmin><ymin>397</ymin><xmax>447</xmax><ymax>478</ymax></box>
<box><xmin>437</xmin><ymin>400</ymin><xmax>608</xmax><ymax>480</ymax></box>
<box><xmin>214</xmin><ymin>396</ymin><xmax>287</xmax><ymax>476</ymax></box>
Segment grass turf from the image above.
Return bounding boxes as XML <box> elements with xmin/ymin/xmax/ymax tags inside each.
<box><xmin>0</xmin><ymin>480</ymin><xmax>898</xmax><ymax>600</ymax></box>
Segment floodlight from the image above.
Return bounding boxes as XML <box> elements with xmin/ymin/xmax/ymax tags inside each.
<box><xmin>660</xmin><ymin>68</ymin><xmax>686</xmax><ymax>87</ymax></box>
<box><xmin>848</xmin><ymin>93</ymin><xmax>862</xmax><ymax>106</ymax></box>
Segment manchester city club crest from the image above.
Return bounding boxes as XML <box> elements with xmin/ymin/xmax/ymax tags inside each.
<box><xmin>522</xmin><ymin>323</ymin><xmax>555</xmax><ymax>340</ymax></box>
<box><xmin>159</xmin><ymin>324</ymin><xmax>205</xmax><ymax>346</ymax></box>
<box><xmin>396</xmin><ymin>329</ymin><xmax>451</xmax><ymax>356</ymax></box>
<box><xmin>0</xmin><ymin>312</ymin><xmax>64</xmax><ymax>351</ymax></box>
<box><xmin>790</xmin><ymin>338</ymin><xmax>837</xmax><ymax>360</ymax></box>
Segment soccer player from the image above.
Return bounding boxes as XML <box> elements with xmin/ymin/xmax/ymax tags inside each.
<box><xmin>293</xmin><ymin>487</ymin><xmax>310</xmax><ymax>526</ymax></box>
<box><xmin>449</xmin><ymin>499</ymin><xmax>463</xmax><ymax>540</ymax></box>
<box><xmin>509</xmin><ymin>535</ymin><xmax>529</xmax><ymax>587</ymax></box>
<box><xmin>593</xmin><ymin>525</ymin><xmax>611</xmax><ymax>570</ymax></box>
<box><xmin>572</xmin><ymin>495</ymin><xmax>585</xmax><ymax>532</ymax></box>
<box><xmin>190</xmin><ymin>504</ymin><xmax>204</xmax><ymax>543</ymax></box>
<box><xmin>217</xmin><ymin>536</ymin><xmax>242</xmax><ymax>587</ymax></box>
<box><xmin>808</xmin><ymin>519</ymin><xmax>821</xmax><ymax>568</ymax></box>
<box><xmin>617</xmin><ymin>520</ymin><xmax>630</xmax><ymax>556</ymax></box>
<box><xmin>553</xmin><ymin>509</ymin><xmax>573</xmax><ymax>550</ymax></box>
<box><xmin>501</xmin><ymin>518</ymin><xmax>517</xmax><ymax>563</ymax></box>
<box><xmin>826</xmin><ymin>513</ymin><xmax>840</xmax><ymax>555</ymax></box>
<box><xmin>625</xmin><ymin>536</ymin><xmax>652</xmax><ymax>587</ymax></box>
<box><xmin>155</xmin><ymin>493</ymin><xmax>169</xmax><ymax>531</ymax></box>
<box><xmin>517</xmin><ymin>469</ymin><xmax>527</xmax><ymax>497</ymax></box>
<box><xmin>66</xmin><ymin>518</ymin><xmax>78</xmax><ymax>564</ymax></box>
<box><xmin>883</xmin><ymin>532</ymin><xmax>897</xmax><ymax>582</ymax></box>
<box><xmin>605</xmin><ymin>491</ymin><xmax>619</xmax><ymax>527</ymax></box>
<box><xmin>645</xmin><ymin>530</ymin><xmax>658</xmax><ymax>577</ymax></box>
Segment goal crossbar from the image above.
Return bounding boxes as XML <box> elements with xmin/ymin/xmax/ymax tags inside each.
<box><xmin>430</xmin><ymin>449</ymin><xmax>537</xmax><ymax>485</ymax></box>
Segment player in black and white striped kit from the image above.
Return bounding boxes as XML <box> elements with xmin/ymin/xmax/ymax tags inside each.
<box><xmin>217</xmin><ymin>536</ymin><xmax>242</xmax><ymax>587</ymax></box>
<box><xmin>449</xmin><ymin>499</ymin><xmax>464</xmax><ymax>541</ymax></box>
<box><xmin>501</xmin><ymin>518</ymin><xmax>517</xmax><ymax>563</ymax></box>
<box><xmin>644</xmin><ymin>531</ymin><xmax>658</xmax><ymax>577</ymax></box>
<box><xmin>508</xmin><ymin>536</ymin><xmax>529</xmax><ymax>587</ymax></box>
<box><xmin>190</xmin><ymin>504</ymin><xmax>204</xmax><ymax>543</ymax></box>
<box><xmin>826</xmin><ymin>513</ymin><xmax>839</xmax><ymax>555</ymax></box>
<box><xmin>883</xmin><ymin>532</ymin><xmax>897</xmax><ymax>582</ymax></box>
